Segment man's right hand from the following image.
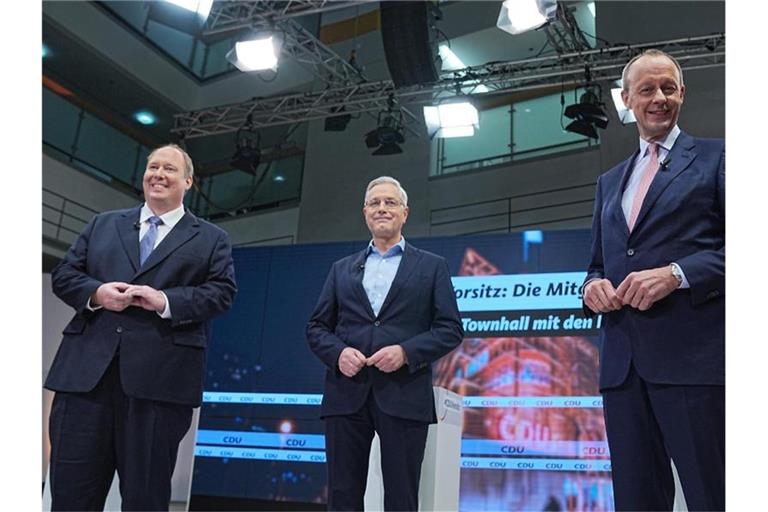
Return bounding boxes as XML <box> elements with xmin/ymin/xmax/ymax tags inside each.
<box><xmin>338</xmin><ymin>347</ymin><xmax>367</xmax><ymax>378</ymax></box>
<box><xmin>583</xmin><ymin>278</ymin><xmax>623</xmax><ymax>314</ymax></box>
<box><xmin>90</xmin><ymin>282</ymin><xmax>133</xmax><ymax>312</ymax></box>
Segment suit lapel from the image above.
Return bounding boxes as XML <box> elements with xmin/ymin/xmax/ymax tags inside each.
<box><xmin>377</xmin><ymin>243</ymin><xmax>421</xmax><ymax>318</ymax></box>
<box><xmin>350</xmin><ymin>248</ymin><xmax>376</xmax><ymax>319</ymax></box>
<box><xmin>631</xmin><ymin>132</ymin><xmax>697</xmax><ymax>233</ymax></box>
<box><xmin>117</xmin><ymin>207</ymin><xmax>142</xmax><ymax>272</ymax></box>
<box><xmin>611</xmin><ymin>151</ymin><xmax>638</xmax><ymax>238</ymax></box>
<box><xmin>132</xmin><ymin>211</ymin><xmax>200</xmax><ymax>279</ymax></box>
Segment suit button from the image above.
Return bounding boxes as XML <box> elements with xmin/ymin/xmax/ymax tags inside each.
<box><xmin>116</xmin><ymin>326</ymin><xmax>123</xmax><ymax>333</ymax></box>
<box><xmin>374</xmin><ymin>320</ymin><xmax>381</xmax><ymax>326</ymax></box>
<box><xmin>626</xmin><ymin>249</ymin><xmax>635</xmax><ymax>256</ymax></box>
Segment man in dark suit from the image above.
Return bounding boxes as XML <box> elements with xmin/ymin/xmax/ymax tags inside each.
<box><xmin>307</xmin><ymin>176</ymin><xmax>463</xmax><ymax>511</ymax></box>
<box><xmin>583</xmin><ymin>50</ymin><xmax>724</xmax><ymax>510</ymax></box>
<box><xmin>45</xmin><ymin>144</ymin><xmax>237</xmax><ymax>511</ymax></box>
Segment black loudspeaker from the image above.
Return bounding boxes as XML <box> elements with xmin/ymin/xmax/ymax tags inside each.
<box><xmin>379</xmin><ymin>1</ymin><xmax>442</xmax><ymax>87</ymax></box>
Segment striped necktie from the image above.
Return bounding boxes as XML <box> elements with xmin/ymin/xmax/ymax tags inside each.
<box><xmin>139</xmin><ymin>216</ymin><xmax>163</xmax><ymax>265</ymax></box>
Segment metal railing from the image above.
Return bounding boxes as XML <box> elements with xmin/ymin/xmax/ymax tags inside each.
<box><xmin>429</xmin><ymin>183</ymin><xmax>596</xmax><ymax>236</ymax></box>
<box><xmin>42</xmin><ymin>187</ymin><xmax>99</xmax><ymax>249</ymax></box>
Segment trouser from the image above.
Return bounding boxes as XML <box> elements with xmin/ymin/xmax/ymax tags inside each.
<box><xmin>602</xmin><ymin>364</ymin><xmax>725</xmax><ymax>511</ymax></box>
<box><xmin>48</xmin><ymin>357</ymin><xmax>193</xmax><ymax>511</ymax></box>
<box><xmin>324</xmin><ymin>392</ymin><xmax>430</xmax><ymax>511</ymax></box>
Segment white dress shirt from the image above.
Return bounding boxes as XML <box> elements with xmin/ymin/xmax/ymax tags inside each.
<box><xmin>87</xmin><ymin>203</ymin><xmax>186</xmax><ymax>317</ymax></box>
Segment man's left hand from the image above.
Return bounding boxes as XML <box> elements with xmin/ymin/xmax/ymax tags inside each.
<box><xmin>367</xmin><ymin>345</ymin><xmax>407</xmax><ymax>373</ymax></box>
<box><xmin>125</xmin><ymin>285</ymin><xmax>167</xmax><ymax>313</ymax></box>
<box><xmin>616</xmin><ymin>266</ymin><xmax>678</xmax><ymax>311</ymax></box>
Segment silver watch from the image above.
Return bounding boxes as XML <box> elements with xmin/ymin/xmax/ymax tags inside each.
<box><xmin>670</xmin><ymin>263</ymin><xmax>683</xmax><ymax>288</ymax></box>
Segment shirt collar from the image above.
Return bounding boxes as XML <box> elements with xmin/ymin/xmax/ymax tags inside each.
<box><xmin>140</xmin><ymin>203</ymin><xmax>186</xmax><ymax>228</ymax></box>
<box><xmin>639</xmin><ymin>124</ymin><xmax>680</xmax><ymax>157</ymax></box>
<box><xmin>366</xmin><ymin>237</ymin><xmax>406</xmax><ymax>257</ymax></box>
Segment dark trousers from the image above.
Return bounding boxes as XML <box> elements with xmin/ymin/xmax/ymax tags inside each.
<box><xmin>324</xmin><ymin>392</ymin><xmax>429</xmax><ymax>511</ymax></box>
<box><xmin>602</xmin><ymin>364</ymin><xmax>725</xmax><ymax>511</ymax></box>
<box><xmin>48</xmin><ymin>357</ymin><xmax>193</xmax><ymax>511</ymax></box>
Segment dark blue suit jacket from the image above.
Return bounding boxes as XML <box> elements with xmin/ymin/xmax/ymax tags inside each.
<box><xmin>585</xmin><ymin>132</ymin><xmax>725</xmax><ymax>389</ymax></box>
<box><xmin>45</xmin><ymin>206</ymin><xmax>237</xmax><ymax>406</ymax></box>
<box><xmin>306</xmin><ymin>242</ymin><xmax>464</xmax><ymax>423</ymax></box>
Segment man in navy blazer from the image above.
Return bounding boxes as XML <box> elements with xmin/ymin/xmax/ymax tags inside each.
<box><xmin>307</xmin><ymin>176</ymin><xmax>463</xmax><ymax>511</ymax></box>
<box><xmin>583</xmin><ymin>50</ymin><xmax>724</xmax><ymax>510</ymax></box>
<box><xmin>45</xmin><ymin>144</ymin><xmax>237</xmax><ymax>511</ymax></box>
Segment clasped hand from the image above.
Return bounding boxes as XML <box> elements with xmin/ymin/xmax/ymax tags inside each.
<box><xmin>338</xmin><ymin>345</ymin><xmax>407</xmax><ymax>377</ymax></box>
<box><xmin>584</xmin><ymin>265</ymin><xmax>678</xmax><ymax>313</ymax></box>
<box><xmin>91</xmin><ymin>282</ymin><xmax>166</xmax><ymax>313</ymax></box>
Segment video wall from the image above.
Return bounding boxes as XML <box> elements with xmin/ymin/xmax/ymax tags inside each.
<box><xmin>190</xmin><ymin>230</ymin><xmax>613</xmax><ymax>511</ymax></box>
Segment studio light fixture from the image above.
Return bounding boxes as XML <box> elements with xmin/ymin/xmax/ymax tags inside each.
<box><xmin>497</xmin><ymin>0</ymin><xmax>558</xmax><ymax>36</ymax></box>
<box><xmin>148</xmin><ymin>0</ymin><xmax>213</xmax><ymax>34</ymax></box>
<box><xmin>423</xmin><ymin>100</ymin><xmax>479</xmax><ymax>139</ymax></box>
<box><xmin>230</xmin><ymin>117</ymin><xmax>262</xmax><ymax>174</ymax></box>
<box><xmin>226</xmin><ymin>35</ymin><xmax>280</xmax><ymax>72</ymax></box>
<box><xmin>365</xmin><ymin>98</ymin><xmax>405</xmax><ymax>155</ymax></box>
<box><xmin>438</xmin><ymin>45</ymin><xmax>490</xmax><ymax>93</ymax></box>
<box><xmin>324</xmin><ymin>106</ymin><xmax>352</xmax><ymax>132</ymax></box>
<box><xmin>610</xmin><ymin>79</ymin><xmax>636</xmax><ymax>124</ymax></box>
<box><xmin>563</xmin><ymin>88</ymin><xmax>609</xmax><ymax>139</ymax></box>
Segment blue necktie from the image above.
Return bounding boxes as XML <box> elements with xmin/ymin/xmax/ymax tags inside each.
<box><xmin>139</xmin><ymin>216</ymin><xmax>163</xmax><ymax>265</ymax></box>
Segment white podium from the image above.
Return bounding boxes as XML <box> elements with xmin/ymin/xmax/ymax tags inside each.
<box><xmin>364</xmin><ymin>386</ymin><xmax>463</xmax><ymax>511</ymax></box>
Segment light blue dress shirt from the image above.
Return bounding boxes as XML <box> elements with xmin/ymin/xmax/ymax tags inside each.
<box><xmin>363</xmin><ymin>237</ymin><xmax>405</xmax><ymax>317</ymax></box>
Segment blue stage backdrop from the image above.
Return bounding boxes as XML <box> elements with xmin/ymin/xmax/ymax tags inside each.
<box><xmin>189</xmin><ymin>229</ymin><xmax>614</xmax><ymax>511</ymax></box>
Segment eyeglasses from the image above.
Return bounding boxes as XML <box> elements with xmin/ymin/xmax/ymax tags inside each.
<box><xmin>364</xmin><ymin>198</ymin><xmax>403</xmax><ymax>210</ymax></box>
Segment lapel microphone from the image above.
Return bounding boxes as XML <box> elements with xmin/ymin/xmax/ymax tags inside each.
<box><xmin>358</xmin><ymin>264</ymin><xmax>365</xmax><ymax>271</ymax></box>
<box><xmin>659</xmin><ymin>156</ymin><xmax>672</xmax><ymax>171</ymax></box>
<box><xmin>133</xmin><ymin>220</ymin><xmax>142</xmax><ymax>229</ymax></box>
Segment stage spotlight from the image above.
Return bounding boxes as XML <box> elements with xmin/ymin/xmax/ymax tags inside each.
<box><xmin>147</xmin><ymin>0</ymin><xmax>212</xmax><ymax>34</ymax></box>
<box><xmin>324</xmin><ymin>106</ymin><xmax>352</xmax><ymax>132</ymax></box>
<box><xmin>610</xmin><ymin>80</ymin><xmax>636</xmax><ymax>124</ymax></box>
<box><xmin>226</xmin><ymin>35</ymin><xmax>280</xmax><ymax>72</ymax></box>
<box><xmin>364</xmin><ymin>109</ymin><xmax>405</xmax><ymax>156</ymax></box>
<box><xmin>497</xmin><ymin>0</ymin><xmax>557</xmax><ymax>36</ymax></box>
<box><xmin>423</xmin><ymin>100</ymin><xmax>479</xmax><ymax>139</ymax></box>
<box><xmin>564</xmin><ymin>89</ymin><xmax>608</xmax><ymax>139</ymax></box>
<box><xmin>230</xmin><ymin>120</ymin><xmax>262</xmax><ymax>174</ymax></box>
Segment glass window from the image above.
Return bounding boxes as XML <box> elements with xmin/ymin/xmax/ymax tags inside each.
<box><xmin>42</xmin><ymin>88</ymin><xmax>80</xmax><ymax>154</ymax></box>
<box><xmin>75</xmin><ymin>112</ymin><xmax>141</xmax><ymax>187</ymax></box>
<box><xmin>432</xmin><ymin>89</ymin><xmax>599</xmax><ymax>176</ymax></box>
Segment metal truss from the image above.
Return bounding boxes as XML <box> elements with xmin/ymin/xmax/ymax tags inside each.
<box><xmin>206</xmin><ymin>1</ymin><xmax>369</xmax><ymax>85</ymax></box>
<box><xmin>200</xmin><ymin>0</ymin><xmax>422</xmax><ymax>135</ymax></box>
<box><xmin>174</xmin><ymin>34</ymin><xmax>725</xmax><ymax>139</ymax></box>
<box><xmin>205</xmin><ymin>0</ymin><xmax>374</xmax><ymax>36</ymax></box>
<box><xmin>544</xmin><ymin>2</ymin><xmax>591</xmax><ymax>53</ymax></box>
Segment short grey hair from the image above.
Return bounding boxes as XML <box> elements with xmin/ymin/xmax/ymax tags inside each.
<box><xmin>621</xmin><ymin>49</ymin><xmax>684</xmax><ymax>91</ymax></box>
<box><xmin>364</xmin><ymin>176</ymin><xmax>408</xmax><ymax>207</ymax></box>
<box><xmin>147</xmin><ymin>143</ymin><xmax>194</xmax><ymax>179</ymax></box>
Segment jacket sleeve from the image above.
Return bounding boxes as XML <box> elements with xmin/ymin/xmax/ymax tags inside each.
<box><xmin>162</xmin><ymin>229</ymin><xmax>237</xmax><ymax>327</ymax></box>
<box><xmin>306</xmin><ymin>262</ymin><xmax>349</xmax><ymax>370</ymax></box>
<box><xmin>582</xmin><ymin>176</ymin><xmax>606</xmax><ymax>317</ymax></box>
<box><xmin>676</xmin><ymin>145</ymin><xmax>725</xmax><ymax>306</ymax></box>
<box><xmin>400</xmin><ymin>259</ymin><xmax>464</xmax><ymax>374</ymax></box>
<box><xmin>50</xmin><ymin>215</ymin><xmax>104</xmax><ymax>317</ymax></box>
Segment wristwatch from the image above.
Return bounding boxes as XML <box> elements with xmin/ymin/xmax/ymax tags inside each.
<box><xmin>670</xmin><ymin>263</ymin><xmax>683</xmax><ymax>288</ymax></box>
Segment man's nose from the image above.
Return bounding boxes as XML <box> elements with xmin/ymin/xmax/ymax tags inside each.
<box><xmin>651</xmin><ymin>87</ymin><xmax>667</xmax><ymax>102</ymax></box>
